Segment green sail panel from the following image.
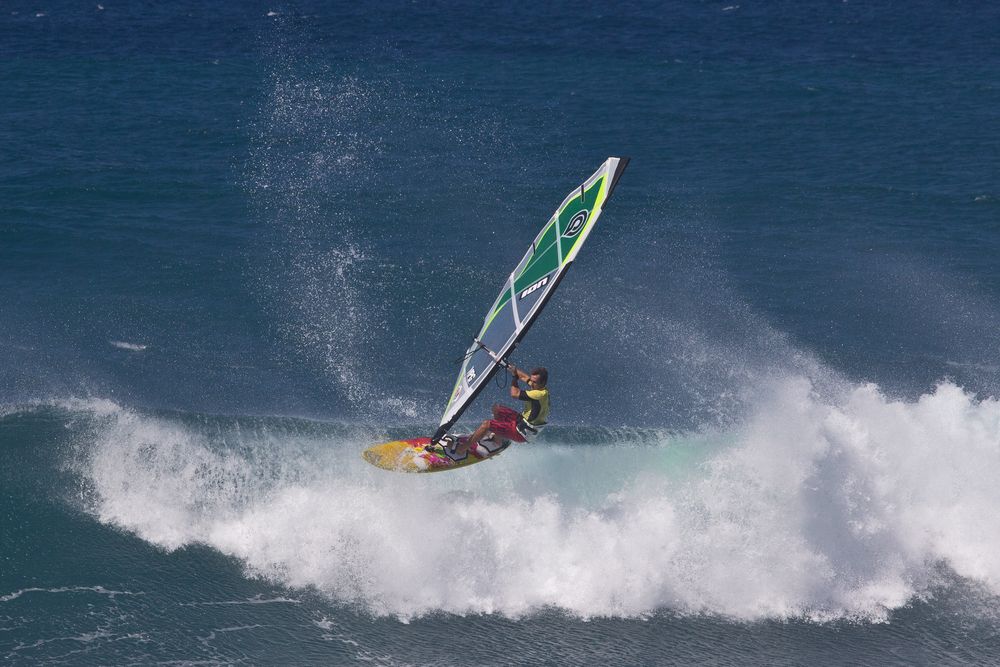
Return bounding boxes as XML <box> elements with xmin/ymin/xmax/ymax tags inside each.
<box><xmin>438</xmin><ymin>157</ymin><xmax>630</xmax><ymax>435</ymax></box>
<box><xmin>485</xmin><ymin>176</ymin><xmax>608</xmax><ymax>318</ymax></box>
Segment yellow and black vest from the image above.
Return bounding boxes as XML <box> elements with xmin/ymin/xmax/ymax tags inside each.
<box><xmin>519</xmin><ymin>388</ymin><xmax>550</xmax><ymax>426</ymax></box>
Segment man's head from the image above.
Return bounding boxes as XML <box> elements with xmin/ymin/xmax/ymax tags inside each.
<box><xmin>529</xmin><ymin>367</ymin><xmax>548</xmax><ymax>388</ymax></box>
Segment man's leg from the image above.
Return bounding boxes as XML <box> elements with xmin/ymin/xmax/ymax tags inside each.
<box><xmin>449</xmin><ymin>405</ymin><xmax>523</xmax><ymax>458</ymax></box>
<box><xmin>493</xmin><ymin>404</ymin><xmax>520</xmax><ymax>421</ymax></box>
<box><xmin>455</xmin><ymin>419</ymin><xmax>491</xmax><ymax>457</ymax></box>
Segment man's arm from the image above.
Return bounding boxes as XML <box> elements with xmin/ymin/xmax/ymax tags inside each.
<box><xmin>507</xmin><ymin>363</ymin><xmax>530</xmax><ymax>383</ymax></box>
<box><xmin>508</xmin><ymin>365</ymin><xmax>536</xmax><ymax>407</ymax></box>
<box><xmin>509</xmin><ymin>367</ymin><xmax>522</xmax><ymax>399</ymax></box>
<box><xmin>511</xmin><ymin>376</ymin><xmax>543</xmax><ymax>423</ymax></box>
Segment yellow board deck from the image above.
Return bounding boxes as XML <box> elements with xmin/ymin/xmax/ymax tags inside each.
<box><xmin>362</xmin><ymin>437</ymin><xmax>508</xmax><ymax>473</ymax></box>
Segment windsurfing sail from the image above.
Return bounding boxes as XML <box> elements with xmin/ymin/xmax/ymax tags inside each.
<box><xmin>432</xmin><ymin>157</ymin><xmax>630</xmax><ymax>443</ymax></box>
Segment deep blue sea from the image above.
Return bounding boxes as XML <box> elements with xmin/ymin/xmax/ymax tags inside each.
<box><xmin>4</xmin><ymin>1</ymin><xmax>1000</xmax><ymax>664</ymax></box>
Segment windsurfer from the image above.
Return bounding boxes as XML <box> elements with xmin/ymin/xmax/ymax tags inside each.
<box><xmin>444</xmin><ymin>364</ymin><xmax>549</xmax><ymax>459</ymax></box>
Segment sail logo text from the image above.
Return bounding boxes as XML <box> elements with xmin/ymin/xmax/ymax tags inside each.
<box><xmin>563</xmin><ymin>210</ymin><xmax>588</xmax><ymax>237</ymax></box>
<box><xmin>519</xmin><ymin>277</ymin><xmax>549</xmax><ymax>299</ymax></box>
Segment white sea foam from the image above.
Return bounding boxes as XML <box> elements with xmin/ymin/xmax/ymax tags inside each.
<box><xmin>65</xmin><ymin>378</ymin><xmax>1000</xmax><ymax>621</ymax></box>
<box><xmin>109</xmin><ymin>340</ymin><xmax>148</xmax><ymax>351</ymax></box>
<box><xmin>0</xmin><ymin>586</ymin><xmax>141</xmax><ymax>603</ymax></box>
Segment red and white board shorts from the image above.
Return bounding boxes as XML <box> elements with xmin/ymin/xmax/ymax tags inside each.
<box><xmin>488</xmin><ymin>405</ymin><xmax>528</xmax><ymax>443</ymax></box>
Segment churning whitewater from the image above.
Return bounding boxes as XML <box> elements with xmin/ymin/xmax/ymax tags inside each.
<box><xmin>48</xmin><ymin>373</ymin><xmax>1000</xmax><ymax>621</ymax></box>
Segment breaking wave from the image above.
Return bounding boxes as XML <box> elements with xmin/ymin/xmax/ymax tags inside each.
<box><xmin>26</xmin><ymin>375</ymin><xmax>1000</xmax><ymax>620</ymax></box>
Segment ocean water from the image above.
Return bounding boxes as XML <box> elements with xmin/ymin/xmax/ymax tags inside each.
<box><xmin>3</xmin><ymin>1</ymin><xmax>1000</xmax><ymax>664</ymax></box>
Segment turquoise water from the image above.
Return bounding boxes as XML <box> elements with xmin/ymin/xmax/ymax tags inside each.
<box><xmin>4</xmin><ymin>2</ymin><xmax>1000</xmax><ymax>664</ymax></box>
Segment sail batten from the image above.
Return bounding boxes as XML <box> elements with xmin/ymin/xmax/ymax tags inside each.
<box><xmin>436</xmin><ymin>157</ymin><xmax>629</xmax><ymax>436</ymax></box>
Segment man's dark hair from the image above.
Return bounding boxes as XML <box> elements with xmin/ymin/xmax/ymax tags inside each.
<box><xmin>531</xmin><ymin>367</ymin><xmax>548</xmax><ymax>386</ymax></box>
